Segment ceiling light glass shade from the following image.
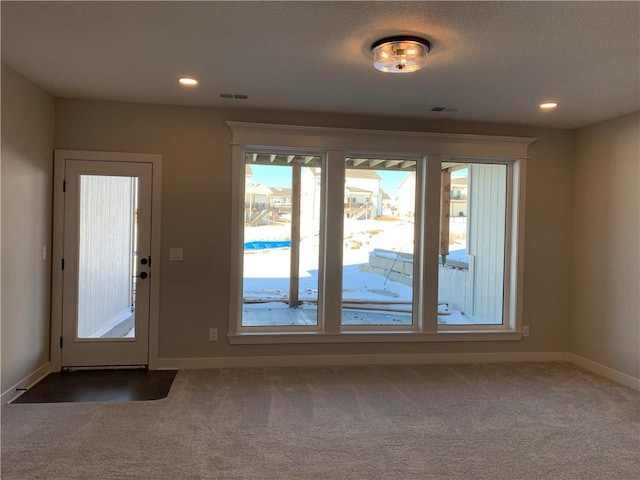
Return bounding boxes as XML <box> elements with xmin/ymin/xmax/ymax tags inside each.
<box><xmin>371</xmin><ymin>36</ymin><xmax>431</xmax><ymax>73</ymax></box>
<box><xmin>178</xmin><ymin>77</ymin><xmax>198</xmax><ymax>86</ymax></box>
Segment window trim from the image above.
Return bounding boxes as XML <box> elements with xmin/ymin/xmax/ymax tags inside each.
<box><xmin>227</xmin><ymin>122</ymin><xmax>535</xmax><ymax>343</ymax></box>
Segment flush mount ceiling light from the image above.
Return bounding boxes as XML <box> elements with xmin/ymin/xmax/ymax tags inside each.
<box><xmin>540</xmin><ymin>102</ymin><xmax>559</xmax><ymax>109</ymax></box>
<box><xmin>371</xmin><ymin>36</ymin><xmax>431</xmax><ymax>73</ymax></box>
<box><xmin>178</xmin><ymin>76</ymin><xmax>198</xmax><ymax>87</ymax></box>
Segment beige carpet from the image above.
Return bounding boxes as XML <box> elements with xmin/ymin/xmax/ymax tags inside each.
<box><xmin>1</xmin><ymin>362</ymin><xmax>638</xmax><ymax>479</ymax></box>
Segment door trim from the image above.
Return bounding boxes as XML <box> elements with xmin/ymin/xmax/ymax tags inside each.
<box><xmin>51</xmin><ymin>150</ymin><xmax>162</xmax><ymax>371</ymax></box>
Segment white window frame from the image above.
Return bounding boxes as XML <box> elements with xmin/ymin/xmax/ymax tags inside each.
<box><xmin>227</xmin><ymin>122</ymin><xmax>535</xmax><ymax>344</ymax></box>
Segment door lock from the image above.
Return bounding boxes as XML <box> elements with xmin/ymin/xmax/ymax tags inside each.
<box><xmin>133</xmin><ymin>272</ymin><xmax>149</xmax><ymax>279</ymax></box>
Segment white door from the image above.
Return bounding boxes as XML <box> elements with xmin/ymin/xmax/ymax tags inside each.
<box><xmin>61</xmin><ymin>160</ymin><xmax>153</xmax><ymax>367</ymax></box>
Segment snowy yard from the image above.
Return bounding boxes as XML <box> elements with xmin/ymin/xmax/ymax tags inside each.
<box><xmin>243</xmin><ymin>217</ymin><xmax>475</xmax><ymax>326</ymax></box>
<box><xmin>243</xmin><ymin>218</ymin><xmax>414</xmax><ymax>302</ymax></box>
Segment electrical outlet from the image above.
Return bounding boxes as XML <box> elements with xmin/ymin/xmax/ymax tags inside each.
<box><xmin>209</xmin><ymin>328</ymin><xmax>218</xmax><ymax>341</ymax></box>
<box><xmin>522</xmin><ymin>325</ymin><xmax>530</xmax><ymax>337</ymax></box>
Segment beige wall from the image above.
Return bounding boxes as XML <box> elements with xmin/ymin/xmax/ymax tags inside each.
<box><xmin>572</xmin><ymin>112</ymin><xmax>640</xmax><ymax>378</ymax></box>
<box><xmin>55</xmin><ymin>99</ymin><xmax>575</xmax><ymax>360</ymax></box>
<box><xmin>1</xmin><ymin>64</ymin><xmax>55</xmax><ymax>392</ymax></box>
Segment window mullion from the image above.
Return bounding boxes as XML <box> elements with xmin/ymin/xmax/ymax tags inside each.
<box><xmin>319</xmin><ymin>150</ymin><xmax>345</xmax><ymax>334</ymax></box>
<box><xmin>421</xmin><ymin>154</ymin><xmax>442</xmax><ymax>334</ymax></box>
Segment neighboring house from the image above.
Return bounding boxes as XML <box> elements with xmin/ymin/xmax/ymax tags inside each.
<box><xmin>344</xmin><ymin>185</ymin><xmax>373</xmax><ymax>219</ymax></box>
<box><xmin>396</xmin><ymin>172</ymin><xmax>416</xmax><ymax>218</ymax></box>
<box><xmin>269</xmin><ymin>187</ymin><xmax>292</xmax><ymax>208</ymax></box>
<box><xmin>300</xmin><ymin>167</ymin><xmax>321</xmax><ymax>232</ymax></box>
<box><xmin>450</xmin><ymin>176</ymin><xmax>468</xmax><ymax>217</ymax></box>
<box><xmin>244</xmin><ymin>164</ymin><xmax>267</xmax><ymax>212</ymax></box>
<box><xmin>396</xmin><ymin>171</ymin><xmax>468</xmax><ymax>218</ymax></box>
<box><xmin>269</xmin><ymin>187</ymin><xmax>294</xmax><ymax>223</ymax></box>
<box><xmin>380</xmin><ymin>189</ymin><xmax>394</xmax><ymax>216</ymax></box>
<box><xmin>299</xmin><ymin>167</ymin><xmax>384</xmax><ymax>221</ymax></box>
<box><xmin>345</xmin><ymin>169</ymin><xmax>382</xmax><ymax>218</ymax></box>
<box><xmin>244</xmin><ymin>182</ymin><xmax>271</xmax><ymax>225</ymax></box>
<box><xmin>244</xmin><ymin>183</ymin><xmax>270</xmax><ymax>210</ymax></box>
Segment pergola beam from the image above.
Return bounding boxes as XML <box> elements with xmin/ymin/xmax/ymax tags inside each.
<box><xmin>440</xmin><ymin>169</ymin><xmax>451</xmax><ymax>261</ymax></box>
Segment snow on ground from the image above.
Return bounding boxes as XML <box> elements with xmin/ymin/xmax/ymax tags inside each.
<box><xmin>243</xmin><ymin>218</ymin><xmax>414</xmax><ymax>303</ymax></box>
<box><xmin>243</xmin><ymin>217</ymin><xmax>476</xmax><ymax>325</ymax></box>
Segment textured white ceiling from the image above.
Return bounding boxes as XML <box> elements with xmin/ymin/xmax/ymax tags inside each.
<box><xmin>2</xmin><ymin>1</ymin><xmax>639</xmax><ymax>128</ymax></box>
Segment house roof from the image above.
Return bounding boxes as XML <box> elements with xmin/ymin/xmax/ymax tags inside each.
<box><xmin>451</xmin><ymin>177</ymin><xmax>468</xmax><ymax>188</ymax></box>
<box><xmin>397</xmin><ymin>172</ymin><xmax>416</xmax><ymax>191</ymax></box>
<box><xmin>2</xmin><ymin>2</ymin><xmax>638</xmax><ymax>129</ymax></box>
<box><xmin>345</xmin><ymin>170</ymin><xmax>381</xmax><ymax>180</ymax></box>
<box><xmin>269</xmin><ymin>187</ymin><xmax>292</xmax><ymax>197</ymax></box>
<box><xmin>345</xmin><ymin>186</ymin><xmax>373</xmax><ymax>195</ymax></box>
<box><xmin>245</xmin><ymin>183</ymin><xmax>271</xmax><ymax>196</ymax></box>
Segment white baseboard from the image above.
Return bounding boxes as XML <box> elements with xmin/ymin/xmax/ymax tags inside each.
<box><xmin>157</xmin><ymin>351</ymin><xmax>568</xmax><ymax>370</ymax></box>
<box><xmin>1</xmin><ymin>362</ymin><xmax>52</xmax><ymax>405</ymax></box>
<box><xmin>568</xmin><ymin>353</ymin><xmax>640</xmax><ymax>391</ymax></box>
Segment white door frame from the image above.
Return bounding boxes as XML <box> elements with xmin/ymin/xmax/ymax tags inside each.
<box><xmin>51</xmin><ymin>150</ymin><xmax>162</xmax><ymax>370</ymax></box>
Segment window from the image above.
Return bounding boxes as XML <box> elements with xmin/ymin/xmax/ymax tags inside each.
<box><xmin>242</xmin><ymin>153</ymin><xmax>322</xmax><ymax>327</ymax></box>
<box><xmin>437</xmin><ymin>162</ymin><xmax>509</xmax><ymax>326</ymax></box>
<box><xmin>228</xmin><ymin>123</ymin><xmax>533</xmax><ymax>343</ymax></box>
<box><xmin>341</xmin><ymin>158</ymin><xmax>417</xmax><ymax>328</ymax></box>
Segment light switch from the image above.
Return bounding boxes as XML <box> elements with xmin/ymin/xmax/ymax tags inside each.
<box><xmin>169</xmin><ymin>247</ymin><xmax>183</xmax><ymax>261</ymax></box>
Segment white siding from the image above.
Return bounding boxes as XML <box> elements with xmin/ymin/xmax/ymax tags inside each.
<box><xmin>77</xmin><ymin>176</ymin><xmax>134</xmax><ymax>337</ymax></box>
<box><xmin>396</xmin><ymin>173</ymin><xmax>416</xmax><ymax>218</ymax></box>
<box><xmin>468</xmin><ymin>164</ymin><xmax>507</xmax><ymax>324</ymax></box>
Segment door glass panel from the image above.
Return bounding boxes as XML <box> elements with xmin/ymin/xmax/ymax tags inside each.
<box><xmin>341</xmin><ymin>158</ymin><xmax>416</xmax><ymax>326</ymax></box>
<box><xmin>77</xmin><ymin>175</ymin><xmax>139</xmax><ymax>338</ymax></box>
<box><xmin>437</xmin><ymin>162</ymin><xmax>507</xmax><ymax>325</ymax></box>
<box><xmin>242</xmin><ymin>153</ymin><xmax>322</xmax><ymax>327</ymax></box>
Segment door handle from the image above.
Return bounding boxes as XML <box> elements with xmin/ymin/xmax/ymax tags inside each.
<box><xmin>133</xmin><ymin>272</ymin><xmax>148</xmax><ymax>279</ymax></box>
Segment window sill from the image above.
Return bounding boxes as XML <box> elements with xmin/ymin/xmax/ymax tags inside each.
<box><xmin>227</xmin><ymin>330</ymin><xmax>523</xmax><ymax>345</ymax></box>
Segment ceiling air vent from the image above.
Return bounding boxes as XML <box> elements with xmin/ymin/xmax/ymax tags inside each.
<box><xmin>430</xmin><ymin>106</ymin><xmax>459</xmax><ymax>112</ymax></box>
<box><xmin>220</xmin><ymin>93</ymin><xmax>248</xmax><ymax>99</ymax></box>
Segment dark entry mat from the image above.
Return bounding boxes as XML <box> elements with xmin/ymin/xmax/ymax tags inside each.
<box><xmin>11</xmin><ymin>369</ymin><xmax>178</xmax><ymax>404</ymax></box>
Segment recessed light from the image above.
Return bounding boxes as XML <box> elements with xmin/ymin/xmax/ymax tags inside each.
<box><xmin>540</xmin><ymin>102</ymin><xmax>558</xmax><ymax>109</ymax></box>
<box><xmin>178</xmin><ymin>77</ymin><xmax>198</xmax><ymax>87</ymax></box>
